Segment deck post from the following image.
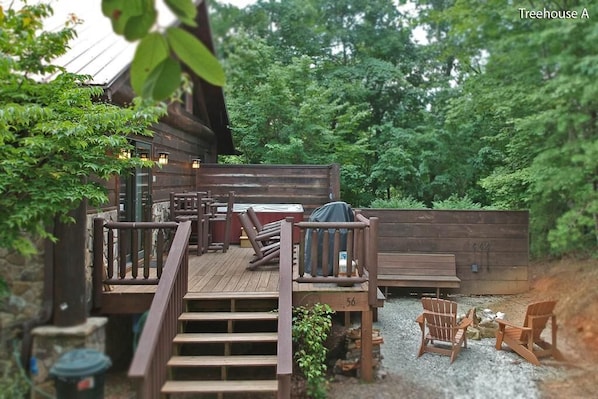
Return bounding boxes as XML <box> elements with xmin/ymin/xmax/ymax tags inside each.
<box><xmin>360</xmin><ymin>308</ymin><xmax>373</xmax><ymax>382</ymax></box>
<box><xmin>53</xmin><ymin>200</ymin><xmax>87</xmax><ymax>326</ymax></box>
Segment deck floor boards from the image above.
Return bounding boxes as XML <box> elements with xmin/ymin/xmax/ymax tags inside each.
<box><xmin>105</xmin><ymin>245</ymin><xmax>369</xmax><ymax>296</ymax></box>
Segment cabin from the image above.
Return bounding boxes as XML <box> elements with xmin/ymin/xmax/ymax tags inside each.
<box><xmin>1</xmin><ymin>1</ymin><xmax>530</xmax><ymax>398</ymax></box>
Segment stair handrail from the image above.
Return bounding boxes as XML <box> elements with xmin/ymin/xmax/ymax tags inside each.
<box><xmin>277</xmin><ymin>217</ymin><xmax>294</xmax><ymax>399</ymax></box>
<box><xmin>127</xmin><ymin>220</ymin><xmax>191</xmax><ymax>399</ymax></box>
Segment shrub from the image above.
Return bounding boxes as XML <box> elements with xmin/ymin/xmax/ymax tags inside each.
<box><xmin>432</xmin><ymin>194</ymin><xmax>483</xmax><ymax>210</ymax></box>
<box><xmin>292</xmin><ymin>303</ymin><xmax>334</xmax><ymax>399</ymax></box>
<box><xmin>369</xmin><ymin>196</ymin><xmax>428</xmax><ymax>209</ymax></box>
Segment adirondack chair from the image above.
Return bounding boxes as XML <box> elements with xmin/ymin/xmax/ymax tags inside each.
<box><xmin>495</xmin><ymin>300</ymin><xmax>564</xmax><ymax>365</ymax></box>
<box><xmin>416</xmin><ymin>298</ymin><xmax>474</xmax><ymax>363</ymax></box>
<box><xmin>238</xmin><ymin>212</ymin><xmax>280</xmax><ymax>270</ymax></box>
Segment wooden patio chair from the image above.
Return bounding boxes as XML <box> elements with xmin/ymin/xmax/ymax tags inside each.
<box><xmin>238</xmin><ymin>211</ymin><xmax>280</xmax><ymax>270</ymax></box>
<box><xmin>495</xmin><ymin>300</ymin><xmax>564</xmax><ymax>365</ymax></box>
<box><xmin>246</xmin><ymin>206</ymin><xmax>282</xmax><ymax>235</ymax></box>
<box><xmin>169</xmin><ymin>191</ymin><xmax>208</xmax><ymax>256</ymax></box>
<box><xmin>206</xmin><ymin>191</ymin><xmax>235</xmax><ymax>253</ymax></box>
<box><xmin>416</xmin><ymin>298</ymin><xmax>473</xmax><ymax>364</ymax></box>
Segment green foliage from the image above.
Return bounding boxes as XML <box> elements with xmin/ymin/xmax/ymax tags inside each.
<box><xmin>103</xmin><ymin>0</ymin><xmax>225</xmax><ymax>100</ymax></box>
<box><xmin>0</xmin><ymin>365</ymin><xmax>28</xmax><ymax>399</ymax></box>
<box><xmin>432</xmin><ymin>194</ymin><xmax>483</xmax><ymax>210</ymax></box>
<box><xmin>0</xmin><ymin>342</ymin><xmax>29</xmax><ymax>399</ymax></box>
<box><xmin>436</xmin><ymin>0</ymin><xmax>598</xmax><ymax>256</ymax></box>
<box><xmin>0</xmin><ymin>2</ymin><xmax>166</xmax><ymax>255</ymax></box>
<box><xmin>211</xmin><ymin>0</ymin><xmax>598</xmax><ymax>256</ymax></box>
<box><xmin>292</xmin><ymin>303</ymin><xmax>334</xmax><ymax>399</ymax></box>
<box><xmin>369</xmin><ymin>196</ymin><xmax>428</xmax><ymax>209</ymax></box>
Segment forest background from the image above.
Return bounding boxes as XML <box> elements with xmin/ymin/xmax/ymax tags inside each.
<box><xmin>209</xmin><ymin>0</ymin><xmax>597</xmax><ymax>258</ymax></box>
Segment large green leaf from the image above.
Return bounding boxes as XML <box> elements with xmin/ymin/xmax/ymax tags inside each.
<box><xmin>102</xmin><ymin>0</ymin><xmax>146</xmax><ymax>36</ymax></box>
<box><xmin>165</xmin><ymin>0</ymin><xmax>198</xmax><ymax>27</ymax></box>
<box><xmin>123</xmin><ymin>0</ymin><xmax>156</xmax><ymax>41</ymax></box>
<box><xmin>142</xmin><ymin>57</ymin><xmax>182</xmax><ymax>101</ymax></box>
<box><xmin>130</xmin><ymin>33</ymin><xmax>169</xmax><ymax>95</ymax></box>
<box><xmin>166</xmin><ymin>27</ymin><xmax>225</xmax><ymax>86</ymax></box>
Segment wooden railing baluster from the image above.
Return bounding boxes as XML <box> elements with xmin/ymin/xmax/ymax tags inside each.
<box><xmin>119</xmin><ymin>230</ymin><xmax>127</xmax><ymax>279</ymax></box>
<box><xmin>157</xmin><ymin>228</ymin><xmax>164</xmax><ymax>277</ymax></box>
<box><xmin>143</xmin><ymin>229</ymin><xmax>151</xmax><ymax>279</ymax></box>
<box><xmin>107</xmin><ymin>228</ymin><xmax>114</xmax><ymax>279</ymax></box>
<box><xmin>131</xmin><ymin>229</ymin><xmax>138</xmax><ymax>279</ymax></box>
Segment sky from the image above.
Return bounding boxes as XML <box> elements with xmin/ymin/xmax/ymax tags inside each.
<box><xmin>218</xmin><ymin>0</ymin><xmax>427</xmax><ymax>43</ymax></box>
<box><xmin>220</xmin><ymin>0</ymin><xmax>256</xmax><ymax>8</ymax></box>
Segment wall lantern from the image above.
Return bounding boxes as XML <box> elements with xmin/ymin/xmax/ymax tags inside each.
<box><xmin>191</xmin><ymin>158</ymin><xmax>201</xmax><ymax>169</ymax></box>
<box><xmin>158</xmin><ymin>151</ymin><xmax>169</xmax><ymax>165</ymax></box>
<box><xmin>139</xmin><ymin>152</ymin><xmax>149</xmax><ymax>160</ymax></box>
<box><xmin>119</xmin><ymin>149</ymin><xmax>131</xmax><ymax>159</ymax></box>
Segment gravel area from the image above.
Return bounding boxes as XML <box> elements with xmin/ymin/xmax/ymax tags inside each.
<box><xmin>328</xmin><ymin>294</ymin><xmax>566</xmax><ymax>399</ymax></box>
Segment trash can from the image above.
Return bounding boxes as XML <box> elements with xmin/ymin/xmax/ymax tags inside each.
<box><xmin>50</xmin><ymin>348</ymin><xmax>111</xmax><ymax>399</ymax></box>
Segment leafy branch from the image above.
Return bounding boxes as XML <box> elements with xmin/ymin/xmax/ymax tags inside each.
<box><xmin>102</xmin><ymin>0</ymin><xmax>225</xmax><ymax>100</ymax></box>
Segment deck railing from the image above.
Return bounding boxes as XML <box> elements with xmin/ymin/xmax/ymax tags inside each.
<box><xmin>127</xmin><ymin>220</ymin><xmax>191</xmax><ymax>399</ymax></box>
<box><xmin>91</xmin><ymin>218</ymin><xmax>191</xmax><ymax>398</ymax></box>
<box><xmin>92</xmin><ymin>218</ymin><xmax>181</xmax><ymax>308</ymax></box>
<box><xmin>294</xmin><ymin>213</ymin><xmax>379</xmax><ymax>306</ymax></box>
<box><xmin>277</xmin><ymin>218</ymin><xmax>294</xmax><ymax>398</ymax></box>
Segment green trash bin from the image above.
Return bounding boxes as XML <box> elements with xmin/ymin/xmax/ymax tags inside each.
<box><xmin>50</xmin><ymin>348</ymin><xmax>111</xmax><ymax>399</ymax></box>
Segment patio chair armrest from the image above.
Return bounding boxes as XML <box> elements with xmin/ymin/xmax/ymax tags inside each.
<box><xmin>496</xmin><ymin>319</ymin><xmax>531</xmax><ymax>331</ymax></box>
<box><xmin>458</xmin><ymin>318</ymin><xmax>473</xmax><ymax>329</ymax></box>
<box><xmin>255</xmin><ymin>229</ymin><xmax>281</xmax><ymax>240</ymax></box>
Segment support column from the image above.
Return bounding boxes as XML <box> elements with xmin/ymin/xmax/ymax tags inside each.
<box><xmin>53</xmin><ymin>200</ymin><xmax>87</xmax><ymax>326</ymax></box>
<box><xmin>360</xmin><ymin>308</ymin><xmax>373</xmax><ymax>382</ymax></box>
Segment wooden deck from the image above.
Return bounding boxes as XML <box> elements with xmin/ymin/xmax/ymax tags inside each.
<box><xmin>103</xmin><ymin>245</ymin><xmax>373</xmax><ymax>310</ymax></box>
<box><xmin>188</xmin><ymin>246</ymin><xmax>280</xmax><ymax>293</ymax></box>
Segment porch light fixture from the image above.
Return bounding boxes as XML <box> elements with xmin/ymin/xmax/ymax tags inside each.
<box><xmin>138</xmin><ymin>152</ymin><xmax>149</xmax><ymax>160</ymax></box>
<box><xmin>158</xmin><ymin>151</ymin><xmax>169</xmax><ymax>165</ymax></box>
<box><xmin>119</xmin><ymin>149</ymin><xmax>131</xmax><ymax>159</ymax></box>
<box><xmin>191</xmin><ymin>158</ymin><xmax>201</xmax><ymax>169</ymax></box>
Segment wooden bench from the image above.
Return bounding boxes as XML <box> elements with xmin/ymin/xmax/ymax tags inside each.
<box><xmin>377</xmin><ymin>253</ymin><xmax>461</xmax><ymax>298</ymax></box>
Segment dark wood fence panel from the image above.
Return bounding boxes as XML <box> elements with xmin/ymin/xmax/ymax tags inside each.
<box><xmin>196</xmin><ymin>164</ymin><xmax>340</xmax><ymax>217</ymax></box>
<box><xmin>359</xmin><ymin>209</ymin><xmax>529</xmax><ymax>295</ymax></box>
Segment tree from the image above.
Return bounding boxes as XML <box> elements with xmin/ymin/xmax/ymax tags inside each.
<box><xmin>429</xmin><ymin>1</ymin><xmax>598</xmax><ymax>255</ymax></box>
<box><xmin>0</xmin><ymin>2</ymin><xmax>166</xmax><ymax>255</ymax></box>
<box><xmin>212</xmin><ymin>0</ymin><xmax>427</xmax><ymax>206</ymax></box>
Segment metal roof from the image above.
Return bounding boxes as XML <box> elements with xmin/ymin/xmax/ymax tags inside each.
<box><xmin>23</xmin><ymin>0</ymin><xmax>179</xmax><ymax>86</ymax></box>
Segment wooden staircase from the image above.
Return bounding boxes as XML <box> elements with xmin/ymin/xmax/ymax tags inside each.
<box><xmin>161</xmin><ymin>292</ymin><xmax>281</xmax><ymax>398</ymax></box>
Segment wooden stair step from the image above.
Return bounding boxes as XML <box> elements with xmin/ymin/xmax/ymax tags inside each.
<box><xmin>173</xmin><ymin>332</ymin><xmax>278</xmax><ymax>344</ymax></box>
<box><xmin>162</xmin><ymin>379</ymin><xmax>278</xmax><ymax>394</ymax></box>
<box><xmin>184</xmin><ymin>291</ymin><xmax>279</xmax><ymax>300</ymax></box>
<box><xmin>179</xmin><ymin>311</ymin><xmax>278</xmax><ymax>322</ymax></box>
<box><xmin>167</xmin><ymin>354</ymin><xmax>277</xmax><ymax>367</ymax></box>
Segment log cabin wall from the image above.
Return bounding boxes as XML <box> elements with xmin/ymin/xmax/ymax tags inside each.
<box><xmin>196</xmin><ymin>164</ymin><xmax>341</xmax><ymax>217</ymax></box>
<box><xmin>359</xmin><ymin>209</ymin><xmax>529</xmax><ymax>295</ymax></box>
<box><xmin>98</xmin><ymin>112</ymin><xmax>220</xmax><ymax>211</ymax></box>
<box><xmin>150</xmin><ymin>118</ymin><xmax>217</xmax><ymax>202</ymax></box>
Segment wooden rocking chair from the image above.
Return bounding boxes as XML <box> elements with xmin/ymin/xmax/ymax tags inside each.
<box><xmin>495</xmin><ymin>300</ymin><xmax>564</xmax><ymax>365</ymax></box>
<box><xmin>246</xmin><ymin>206</ymin><xmax>282</xmax><ymax>234</ymax></box>
<box><xmin>238</xmin><ymin>212</ymin><xmax>280</xmax><ymax>270</ymax></box>
<box><xmin>416</xmin><ymin>298</ymin><xmax>474</xmax><ymax>364</ymax></box>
